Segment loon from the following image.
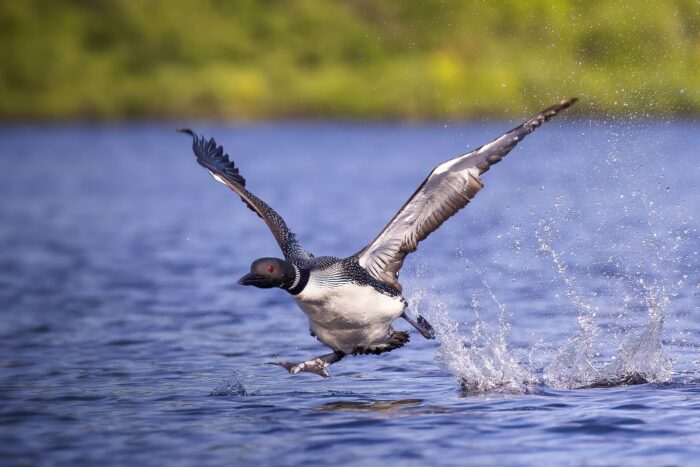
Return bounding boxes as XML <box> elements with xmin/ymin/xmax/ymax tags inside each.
<box><xmin>179</xmin><ymin>98</ymin><xmax>576</xmax><ymax>378</ymax></box>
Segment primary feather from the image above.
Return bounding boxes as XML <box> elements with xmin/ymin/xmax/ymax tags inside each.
<box><xmin>178</xmin><ymin>128</ymin><xmax>312</xmax><ymax>261</ymax></box>
<box><xmin>355</xmin><ymin>98</ymin><xmax>577</xmax><ymax>292</ymax></box>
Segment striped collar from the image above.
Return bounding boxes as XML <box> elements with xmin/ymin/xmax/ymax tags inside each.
<box><xmin>287</xmin><ymin>264</ymin><xmax>309</xmax><ymax>295</ymax></box>
<box><xmin>290</xmin><ymin>264</ymin><xmax>301</xmax><ymax>290</ymax></box>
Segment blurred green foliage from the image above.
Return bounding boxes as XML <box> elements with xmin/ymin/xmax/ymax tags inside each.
<box><xmin>0</xmin><ymin>0</ymin><xmax>698</xmax><ymax>120</ymax></box>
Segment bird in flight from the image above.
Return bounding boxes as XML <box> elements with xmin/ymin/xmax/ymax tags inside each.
<box><xmin>179</xmin><ymin>98</ymin><xmax>576</xmax><ymax>378</ymax></box>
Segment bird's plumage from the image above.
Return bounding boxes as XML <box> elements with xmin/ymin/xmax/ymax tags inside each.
<box><xmin>354</xmin><ymin>98</ymin><xmax>577</xmax><ymax>292</ymax></box>
<box><xmin>178</xmin><ymin>128</ymin><xmax>313</xmax><ymax>262</ymax></box>
<box><xmin>180</xmin><ymin>98</ymin><xmax>576</xmax><ymax>377</ymax></box>
<box><xmin>296</xmin><ymin>271</ymin><xmax>407</xmax><ymax>354</ymax></box>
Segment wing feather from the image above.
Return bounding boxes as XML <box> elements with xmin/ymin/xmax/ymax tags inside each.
<box><xmin>179</xmin><ymin>129</ymin><xmax>312</xmax><ymax>261</ymax></box>
<box><xmin>355</xmin><ymin>98</ymin><xmax>577</xmax><ymax>291</ymax></box>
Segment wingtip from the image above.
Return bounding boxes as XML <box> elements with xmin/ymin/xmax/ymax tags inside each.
<box><xmin>556</xmin><ymin>97</ymin><xmax>578</xmax><ymax>111</ymax></box>
<box><xmin>563</xmin><ymin>97</ymin><xmax>578</xmax><ymax>107</ymax></box>
<box><xmin>177</xmin><ymin>128</ymin><xmax>196</xmax><ymax>138</ymax></box>
<box><xmin>538</xmin><ymin>97</ymin><xmax>578</xmax><ymax>119</ymax></box>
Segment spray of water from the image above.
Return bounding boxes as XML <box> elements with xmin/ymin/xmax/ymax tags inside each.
<box><xmin>412</xmin><ymin>123</ymin><xmax>694</xmax><ymax>393</ymax></box>
<box><xmin>599</xmin><ymin>279</ymin><xmax>673</xmax><ymax>386</ymax></box>
<box><xmin>536</xmin><ymin>213</ymin><xmax>680</xmax><ymax>389</ymax></box>
<box><xmin>210</xmin><ymin>370</ymin><xmax>248</xmax><ymax>396</ymax></box>
<box><xmin>434</xmin><ymin>295</ymin><xmax>537</xmax><ymax>392</ymax></box>
<box><xmin>416</xmin><ymin>212</ymin><xmax>686</xmax><ymax>392</ymax></box>
<box><xmin>404</xmin><ymin>256</ymin><xmax>539</xmax><ymax>395</ymax></box>
<box><xmin>536</xmin><ymin>218</ymin><xmax>602</xmax><ymax>389</ymax></box>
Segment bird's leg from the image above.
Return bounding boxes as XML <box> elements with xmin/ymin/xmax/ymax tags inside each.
<box><xmin>271</xmin><ymin>350</ymin><xmax>345</xmax><ymax>378</ymax></box>
<box><xmin>401</xmin><ymin>310</ymin><xmax>436</xmax><ymax>340</ymax></box>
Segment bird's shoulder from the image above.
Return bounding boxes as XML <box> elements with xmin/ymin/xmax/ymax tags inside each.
<box><xmin>307</xmin><ymin>255</ymin><xmax>343</xmax><ymax>270</ymax></box>
<box><xmin>300</xmin><ymin>256</ymin><xmax>400</xmax><ymax>297</ymax></box>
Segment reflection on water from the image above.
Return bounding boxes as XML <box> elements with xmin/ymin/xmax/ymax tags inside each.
<box><xmin>0</xmin><ymin>122</ymin><xmax>698</xmax><ymax>465</ymax></box>
<box><xmin>315</xmin><ymin>399</ymin><xmax>423</xmax><ymax>413</ymax></box>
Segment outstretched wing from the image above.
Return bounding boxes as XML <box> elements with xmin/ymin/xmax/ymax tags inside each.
<box><xmin>355</xmin><ymin>98</ymin><xmax>577</xmax><ymax>291</ymax></box>
<box><xmin>180</xmin><ymin>129</ymin><xmax>312</xmax><ymax>261</ymax></box>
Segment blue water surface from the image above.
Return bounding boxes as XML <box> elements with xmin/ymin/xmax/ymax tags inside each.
<box><xmin>0</xmin><ymin>120</ymin><xmax>698</xmax><ymax>466</ymax></box>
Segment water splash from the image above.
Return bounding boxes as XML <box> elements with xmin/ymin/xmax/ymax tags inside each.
<box><xmin>431</xmin><ymin>284</ymin><xmax>537</xmax><ymax>393</ymax></box>
<box><xmin>537</xmin><ymin>218</ymin><xmax>602</xmax><ymax>388</ymax></box>
<box><xmin>407</xmin><ymin>185</ymin><xmax>691</xmax><ymax>394</ymax></box>
<box><xmin>421</xmin><ymin>252</ymin><xmax>679</xmax><ymax>392</ymax></box>
<box><xmin>210</xmin><ymin>370</ymin><xmax>248</xmax><ymax>396</ymax></box>
<box><xmin>599</xmin><ymin>279</ymin><xmax>673</xmax><ymax>386</ymax></box>
<box><xmin>537</xmin><ymin>215</ymin><xmax>677</xmax><ymax>389</ymax></box>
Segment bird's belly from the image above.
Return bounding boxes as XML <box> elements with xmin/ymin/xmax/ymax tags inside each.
<box><xmin>295</xmin><ymin>282</ymin><xmax>405</xmax><ymax>353</ymax></box>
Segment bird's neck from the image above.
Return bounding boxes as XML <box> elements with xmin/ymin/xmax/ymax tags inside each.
<box><xmin>283</xmin><ymin>263</ymin><xmax>309</xmax><ymax>295</ymax></box>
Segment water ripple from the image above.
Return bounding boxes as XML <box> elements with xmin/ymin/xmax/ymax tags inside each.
<box><xmin>0</xmin><ymin>123</ymin><xmax>698</xmax><ymax>466</ymax></box>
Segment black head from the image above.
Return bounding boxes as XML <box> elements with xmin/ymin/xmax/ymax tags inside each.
<box><xmin>237</xmin><ymin>258</ymin><xmax>296</xmax><ymax>289</ymax></box>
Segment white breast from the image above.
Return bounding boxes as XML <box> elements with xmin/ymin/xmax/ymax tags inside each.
<box><xmin>294</xmin><ymin>275</ymin><xmax>405</xmax><ymax>353</ymax></box>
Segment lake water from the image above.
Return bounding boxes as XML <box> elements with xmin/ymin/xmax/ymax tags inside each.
<box><xmin>0</xmin><ymin>120</ymin><xmax>698</xmax><ymax>465</ymax></box>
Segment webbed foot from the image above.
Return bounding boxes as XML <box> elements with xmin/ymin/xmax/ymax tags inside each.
<box><xmin>271</xmin><ymin>359</ymin><xmax>331</xmax><ymax>378</ymax></box>
<box><xmin>269</xmin><ymin>351</ymin><xmax>345</xmax><ymax>378</ymax></box>
<box><xmin>402</xmin><ymin>311</ymin><xmax>436</xmax><ymax>339</ymax></box>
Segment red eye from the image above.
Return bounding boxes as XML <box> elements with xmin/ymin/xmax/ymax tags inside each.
<box><xmin>268</xmin><ymin>266</ymin><xmax>275</xmax><ymax>273</ymax></box>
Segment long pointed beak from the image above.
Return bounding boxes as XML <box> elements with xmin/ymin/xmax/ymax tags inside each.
<box><xmin>237</xmin><ymin>272</ymin><xmax>261</xmax><ymax>286</ymax></box>
<box><xmin>237</xmin><ymin>273</ymin><xmax>253</xmax><ymax>285</ymax></box>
